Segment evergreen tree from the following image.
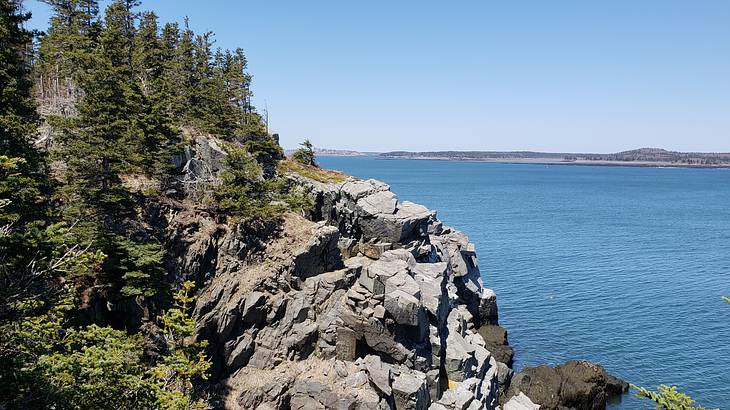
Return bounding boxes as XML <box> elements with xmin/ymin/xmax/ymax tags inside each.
<box><xmin>292</xmin><ymin>139</ymin><xmax>316</xmax><ymax>166</ymax></box>
<box><xmin>150</xmin><ymin>281</ymin><xmax>210</xmax><ymax>409</ymax></box>
<box><xmin>157</xmin><ymin>21</ymin><xmax>185</xmax><ymax>117</ymax></box>
<box><xmin>224</xmin><ymin>48</ymin><xmax>257</xmax><ymax>132</ymax></box>
<box><xmin>1</xmin><ymin>0</ymin><xmax>48</xmax><ymax>315</ymax></box>
<box><xmin>214</xmin><ymin>145</ymin><xmax>286</xmax><ymax>222</ymax></box>
<box><xmin>51</xmin><ymin>1</ymin><xmax>178</xmax><ymax>305</ymax></box>
<box><xmin>133</xmin><ymin>11</ymin><xmax>161</xmax><ymax>96</ymax></box>
<box><xmin>56</xmin><ymin>3</ymin><xmax>137</xmax><ymax>213</ymax></box>
<box><xmin>1</xmin><ymin>2</ymin><xmax>101</xmax><ymax>406</ymax></box>
<box><xmin>36</xmin><ymin>0</ymin><xmax>99</xmax><ymax>105</ymax></box>
<box><xmin>56</xmin><ymin>0</ymin><xmax>177</xmax><ymax>213</ymax></box>
<box><xmin>189</xmin><ymin>31</ymin><xmax>217</xmax><ymax>129</ymax></box>
<box><xmin>0</xmin><ymin>0</ymin><xmax>46</xmax><ymax>224</ymax></box>
<box><xmin>176</xmin><ymin>19</ymin><xmax>196</xmax><ymax>121</ymax></box>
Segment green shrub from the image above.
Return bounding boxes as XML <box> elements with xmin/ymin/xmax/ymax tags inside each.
<box><xmin>633</xmin><ymin>384</ymin><xmax>707</xmax><ymax>410</ymax></box>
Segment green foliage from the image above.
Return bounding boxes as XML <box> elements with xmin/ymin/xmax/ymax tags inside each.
<box><xmin>1</xmin><ymin>281</ymin><xmax>211</xmax><ymax>409</ymax></box>
<box><xmin>245</xmin><ymin>134</ymin><xmax>284</xmax><ymax>164</ymax></box>
<box><xmin>213</xmin><ymin>141</ymin><xmax>318</xmax><ymax>222</ymax></box>
<box><xmin>2</xmin><ymin>0</ymin><xmax>281</xmax><ymax>407</ymax></box>
<box><xmin>38</xmin><ymin>281</ymin><xmax>211</xmax><ymax>410</ymax></box>
<box><xmin>0</xmin><ymin>0</ymin><xmax>47</xmax><ymax>225</ymax></box>
<box><xmin>39</xmin><ymin>324</ymin><xmax>153</xmax><ymax>409</ymax></box>
<box><xmin>292</xmin><ymin>139</ymin><xmax>316</xmax><ymax>166</ymax></box>
<box><xmin>54</xmin><ymin>0</ymin><xmax>179</xmax><ymax>217</ymax></box>
<box><xmin>280</xmin><ymin>182</ymin><xmax>315</xmax><ymax>217</ymax></box>
<box><xmin>633</xmin><ymin>384</ymin><xmax>708</xmax><ymax>410</ymax></box>
<box><xmin>101</xmin><ymin>235</ymin><xmax>166</xmax><ymax>298</ymax></box>
<box><xmin>0</xmin><ymin>293</ymin><xmax>73</xmax><ymax>408</ymax></box>
<box><xmin>35</xmin><ymin>0</ymin><xmax>100</xmax><ymax>88</ymax></box>
<box><xmin>214</xmin><ymin>145</ymin><xmax>286</xmax><ymax>223</ymax></box>
<box><xmin>151</xmin><ymin>281</ymin><xmax>210</xmax><ymax>409</ymax></box>
<box><xmin>0</xmin><ymin>155</ymin><xmax>44</xmax><ymax>225</ymax></box>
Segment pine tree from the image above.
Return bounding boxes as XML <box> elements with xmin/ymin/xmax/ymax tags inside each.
<box><xmin>1</xmin><ymin>0</ymin><xmax>45</xmax><ymax>219</ymax></box>
<box><xmin>176</xmin><ymin>19</ymin><xmax>196</xmax><ymax>121</ymax></box>
<box><xmin>36</xmin><ymin>0</ymin><xmax>99</xmax><ymax>108</ymax></box>
<box><xmin>292</xmin><ymin>139</ymin><xmax>316</xmax><ymax>166</ymax></box>
<box><xmin>133</xmin><ymin>11</ymin><xmax>161</xmax><ymax>96</ymax></box>
<box><xmin>1</xmin><ymin>0</ymin><xmax>49</xmax><ymax>310</ymax></box>
<box><xmin>189</xmin><ymin>31</ymin><xmax>217</xmax><ymax>129</ymax></box>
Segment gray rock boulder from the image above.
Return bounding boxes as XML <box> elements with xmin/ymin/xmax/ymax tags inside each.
<box><xmin>503</xmin><ymin>393</ymin><xmax>540</xmax><ymax>410</ymax></box>
<box><xmin>362</xmin><ymin>355</ymin><xmax>392</xmax><ymax>396</ymax></box>
<box><xmin>393</xmin><ymin>370</ymin><xmax>430</xmax><ymax>410</ymax></box>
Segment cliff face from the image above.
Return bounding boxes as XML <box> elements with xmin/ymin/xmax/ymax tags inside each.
<box><xmin>155</xmin><ymin>136</ymin><xmax>509</xmax><ymax>409</ymax></box>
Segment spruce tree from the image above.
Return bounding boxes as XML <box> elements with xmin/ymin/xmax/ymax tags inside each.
<box><xmin>157</xmin><ymin>21</ymin><xmax>184</xmax><ymax>117</ymax></box>
<box><xmin>36</xmin><ymin>0</ymin><xmax>99</xmax><ymax>107</ymax></box>
<box><xmin>57</xmin><ymin>1</ymin><xmax>137</xmax><ymax>213</ymax></box>
<box><xmin>133</xmin><ymin>10</ymin><xmax>161</xmax><ymax>97</ymax></box>
<box><xmin>190</xmin><ymin>31</ymin><xmax>216</xmax><ymax>129</ymax></box>
<box><xmin>176</xmin><ymin>20</ymin><xmax>196</xmax><ymax>121</ymax></box>
<box><xmin>292</xmin><ymin>139</ymin><xmax>316</xmax><ymax>166</ymax></box>
<box><xmin>52</xmin><ymin>1</ymin><xmax>177</xmax><ymax>304</ymax></box>
<box><xmin>1</xmin><ymin>0</ymin><xmax>48</xmax><ymax>307</ymax></box>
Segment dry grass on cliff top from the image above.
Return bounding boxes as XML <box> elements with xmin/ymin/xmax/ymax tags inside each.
<box><xmin>278</xmin><ymin>158</ymin><xmax>348</xmax><ymax>184</ymax></box>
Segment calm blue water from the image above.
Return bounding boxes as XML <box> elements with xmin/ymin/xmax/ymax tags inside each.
<box><xmin>318</xmin><ymin>156</ymin><xmax>730</xmax><ymax>409</ymax></box>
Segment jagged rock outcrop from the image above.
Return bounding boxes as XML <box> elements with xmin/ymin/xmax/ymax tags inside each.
<box><xmin>157</xmin><ymin>144</ymin><xmax>504</xmax><ymax>409</ymax></box>
<box><xmin>153</xmin><ymin>135</ymin><xmax>627</xmax><ymax>409</ymax></box>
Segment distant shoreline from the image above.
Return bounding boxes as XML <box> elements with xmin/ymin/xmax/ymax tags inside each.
<box><xmin>375</xmin><ymin>155</ymin><xmax>730</xmax><ymax>169</ymax></box>
<box><xmin>314</xmin><ymin>147</ymin><xmax>730</xmax><ymax>168</ymax></box>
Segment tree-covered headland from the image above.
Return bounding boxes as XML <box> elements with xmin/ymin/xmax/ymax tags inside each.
<box><xmin>1</xmin><ymin>0</ymin><xmax>310</xmax><ymax>407</ymax></box>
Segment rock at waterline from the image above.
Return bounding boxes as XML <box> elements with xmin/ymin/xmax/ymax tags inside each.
<box><xmin>504</xmin><ymin>360</ymin><xmax>629</xmax><ymax>410</ymax></box>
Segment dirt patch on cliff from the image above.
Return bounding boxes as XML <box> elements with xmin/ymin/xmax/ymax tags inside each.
<box><xmin>224</xmin><ymin>358</ymin><xmax>362</xmax><ymax>409</ymax></box>
<box><xmin>196</xmin><ymin>213</ymin><xmax>319</xmax><ymax>311</ymax></box>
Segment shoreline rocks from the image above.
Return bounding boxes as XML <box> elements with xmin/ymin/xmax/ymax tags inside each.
<box><xmin>504</xmin><ymin>360</ymin><xmax>629</xmax><ymax>410</ymax></box>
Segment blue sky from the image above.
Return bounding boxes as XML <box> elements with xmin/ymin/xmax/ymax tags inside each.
<box><xmin>24</xmin><ymin>1</ymin><xmax>730</xmax><ymax>152</ymax></box>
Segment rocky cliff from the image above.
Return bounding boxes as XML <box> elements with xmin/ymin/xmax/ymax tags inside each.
<box><xmin>149</xmin><ymin>135</ymin><xmax>507</xmax><ymax>409</ymax></box>
<box><xmin>153</xmin><ymin>135</ymin><xmax>625</xmax><ymax>410</ymax></box>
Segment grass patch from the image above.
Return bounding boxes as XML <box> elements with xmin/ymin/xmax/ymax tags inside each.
<box><xmin>278</xmin><ymin>158</ymin><xmax>348</xmax><ymax>184</ymax></box>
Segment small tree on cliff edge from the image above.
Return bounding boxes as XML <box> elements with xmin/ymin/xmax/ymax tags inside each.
<box><xmin>292</xmin><ymin>139</ymin><xmax>316</xmax><ymax>167</ymax></box>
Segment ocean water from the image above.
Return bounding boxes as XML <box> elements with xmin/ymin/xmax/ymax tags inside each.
<box><xmin>318</xmin><ymin>156</ymin><xmax>730</xmax><ymax>409</ymax></box>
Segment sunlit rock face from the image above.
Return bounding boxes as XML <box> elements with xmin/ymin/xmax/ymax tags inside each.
<box><xmin>162</xmin><ymin>144</ymin><xmax>504</xmax><ymax>409</ymax></box>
